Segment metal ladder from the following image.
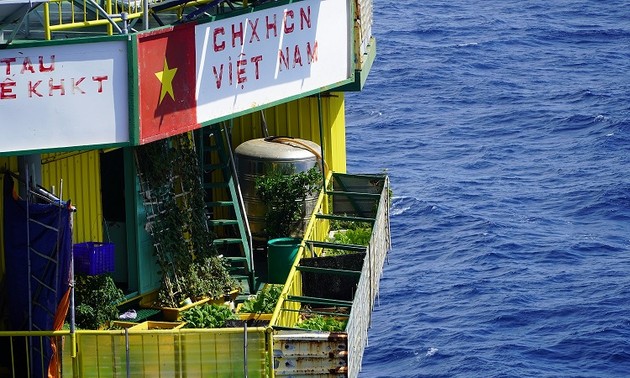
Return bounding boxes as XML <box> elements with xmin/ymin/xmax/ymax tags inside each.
<box><xmin>22</xmin><ymin>169</ymin><xmax>71</xmax><ymax>374</ymax></box>
<box><xmin>199</xmin><ymin>123</ymin><xmax>255</xmax><ymax>295</ymax></box>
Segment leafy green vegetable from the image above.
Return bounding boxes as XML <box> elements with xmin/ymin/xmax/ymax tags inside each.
<box><xmin>238</xmin><ymin>285</ymin><xmax>282</xmax><ymax>314</ymax></box>
<box><xmin>182</xmin><ymin>304</ymin><xmax>236</xmax><ymax>328</ymax></box>
<box><xmin>297</xmin><ymin>315</ymin><xmax>347</xmax><ymax>332</ymax></box>
<box><xmin>325</xmin><ymin>226</ymin><xmax>372</xmax><ymax>256</ymax></box>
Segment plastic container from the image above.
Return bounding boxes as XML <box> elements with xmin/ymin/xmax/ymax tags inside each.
<box><xmin>73</xmin><ymin>242</ymin><xmax>115</xmax><ymax>275</ymax></box>
<box><xmin>267</xmin><ymin>237</ymin><xmax>301</xmax><ymax>284</ymax></box>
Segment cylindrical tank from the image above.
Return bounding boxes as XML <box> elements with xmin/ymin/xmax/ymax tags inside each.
<box><xmin>234</xmin><ymin>137</ymin><xmax>321</xmax><ymax>241</ymax></box>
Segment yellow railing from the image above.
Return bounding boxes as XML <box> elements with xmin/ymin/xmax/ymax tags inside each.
<box><xmin>42</xmin><ymin>0</ymin><xmax>229</xmax><ymax>39</ymax></box>
<box><xmin>40</xmin><ymin>0</ymin><xmax>376</xmax><ymax>76</ymax></box>
<box><xmin>269</xmin><ymin>171</ymin><xmax>332</xmax><ymax>328</ymax></box>
<box><xmin>270</xmin><ymin>172</ymin><xmax>390</xmax><ymax>377</ymax></box>
<box><xmin>0</xmin><ymin>327</ymin><xmax>270</xmax><ymax>377</ymax></box>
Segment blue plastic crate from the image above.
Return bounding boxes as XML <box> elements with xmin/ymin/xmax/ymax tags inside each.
<box><xmin>73</xmin><ymin>242</ymin><xmax>115</xmax><ymax>275</ymax></box>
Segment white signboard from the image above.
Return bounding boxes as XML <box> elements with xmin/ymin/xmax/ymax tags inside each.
<box><xmin>0</xmin><ymin>41</ymin><xmax>129</xmax><ymax>153</ymax></box>
<box><xmin>195</xmin><ymin>0</ymin><xmax>350</xmax><ymax>123</ymax></box>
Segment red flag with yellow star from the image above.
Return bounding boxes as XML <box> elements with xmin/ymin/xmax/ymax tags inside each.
<box><xmin>138</xmin><ymin>23</ymin><xmax>198</xmax><ymax>144</ymax></box>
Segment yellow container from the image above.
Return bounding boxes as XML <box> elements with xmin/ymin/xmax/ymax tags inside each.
<box><xmin>130</xmin><ymin>321</ymin><xmax>186</xmax><ymax>330</ymax></box>
<box><xmin>139</xmin><ymin>290</ymin><xmax>211</xmax><ymax>321</ymax></box>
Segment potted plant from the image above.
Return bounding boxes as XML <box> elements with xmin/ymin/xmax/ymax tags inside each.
<box><xmin>255</xmin><ymin>166</ymin><xmax>322</xmax><ymax>239</ymax></box>
<box><xmin>72</xmin><ymin>274</ymin><xmax>125</xmax><ymax>329</ymax></box>
<box><xmin>236</xmin><ymin>284</ymin><xmax>282</xmax><ymax>321</ymax></box>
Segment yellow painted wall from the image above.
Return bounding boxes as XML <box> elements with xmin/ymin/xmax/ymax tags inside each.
<box><xmin>231</xmin><ymin>93</ymin><xmax>347</xmax><ymax>173</ymax></box>
<box><xmin>41</xmin><ymin>150</ymin><xmax>104</xmax><ymax>244</ymax></box>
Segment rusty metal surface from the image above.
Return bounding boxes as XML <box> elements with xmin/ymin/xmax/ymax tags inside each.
<box><xmin>274</xmin><ymin>330</ymin><xmax>349</xmax><ymax>376</ymax></box>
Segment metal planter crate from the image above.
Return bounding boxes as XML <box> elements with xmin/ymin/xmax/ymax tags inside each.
<box><xmin>73</xmin><ymin>242</ymin><xmax>115</xmax><ymax>275</ymax></box>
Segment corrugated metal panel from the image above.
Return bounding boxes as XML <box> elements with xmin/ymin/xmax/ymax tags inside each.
<box><xmin>273</xmin><ymin>331</ymin><xmax>348</xmax><ymax>377</ymax></box>
<box><xmin>232</xmin><ymin>94</ymin><xmax>347</xmax><ymax>174</ymax></box>
<box><xmin>71</xmin><ymin>328</ymin><xmax>269</xmax><ymax>377</ymax></box>
<box><xmin>325</xmin><ymin>93</ymin><xmax>347</xmax><ymax>173</ymax></box>
<box><xmin>41</xmin><ymin>150</ymin><xmax>103</xmax><ymax>244</ymax></box>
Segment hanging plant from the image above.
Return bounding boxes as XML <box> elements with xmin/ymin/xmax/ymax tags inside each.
<box><xmin>136</xmin><ymin>133</ymin><xmax>237</xmax><ymax>308</ymax></box>
<box><xmin>255</xmin><ymin>166</ymin><xmax>322</xmax><ymax>239</ymax></box>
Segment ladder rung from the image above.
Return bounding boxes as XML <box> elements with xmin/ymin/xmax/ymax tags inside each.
<box><xmin>31</xmin><ymin>276</ymin><xmax>56</xmax><ymax>293</ymax></box>
<box><xmin>326</xmin><ymin>190</ymin><xmax>381</xmax><ymax>198</ymax></box>
<box><xmin>305</xmin><ymin>240</ymin><xmax>367</xmax><ymax>253</ymax></box>
<box><xmin>33</xmin><ymin>301</ymin><xmax>56</xmax><ymax>316</ymax></box>
<box><xmin>225</xmin><ymin>256</ymin><xmax>248</xmax><ymax>263</ymax></box>
<box><xmin>315</xmin><ymin>214</ymin><xmax>375</xmax><ymax>223</ymax></box>
<box><xmin>286</xmin><ymin>295</ymin><xmax>353</xmax><ymax>307</ymax></box>
<box><xmin>206</xmin><ymin>201</ymin><xmax>235</xmax><ymax>208</ymax></box>
<box><xmin>214</xmin><ymin>238</ymin><xmax>243</xmax><ymax>245</ymax></box>
<box><xmin>209</xmin><ymin>219</ymin><xmax>238</xmax><ymax>226</ymax></box>
<box><xmin>30</xmin><ymin>247</ymin><xmax>58</xmax><ymax>263</ymax></box>
<box><xmin>29</xmin><ymin>218</ymin><xmax>59</xmax><ymax>232</ymax></box>
<box><xmin>230</xmin><ymin>274</ymin><xmax>250</xmax><ymax>281</ymax></box>
<box><xmin>296</xmin><ymin>265</ymin><xmax>362</xmax><ymax>277</ymax></box>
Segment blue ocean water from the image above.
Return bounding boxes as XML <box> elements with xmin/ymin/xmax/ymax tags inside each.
<box><xmin>346</xmin><ymin>1</ymin><xmax>630</xmax><ymax>377</ymax></box>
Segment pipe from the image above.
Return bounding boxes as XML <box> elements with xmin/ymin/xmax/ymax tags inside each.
<box><xmin>317</xmin><ymin>93</ymin><xmax>327</xmax><ymax>186</ymax></box>
<box><xmin>265</xmin><ymin>137</ymin><xmax>329</xmax><ymax>173</ymax></box>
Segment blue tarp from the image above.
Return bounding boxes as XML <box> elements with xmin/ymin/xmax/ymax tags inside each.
<box><xmin>3</xmin><ymin>173</ymin><xmax>72</xmax><ymax>374</ymax></box>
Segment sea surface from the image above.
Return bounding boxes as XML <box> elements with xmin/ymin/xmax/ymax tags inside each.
<box><xmin>345</xmin><ymin>1</ymin><xmax>630</xmax><ymax>377</ymax></box>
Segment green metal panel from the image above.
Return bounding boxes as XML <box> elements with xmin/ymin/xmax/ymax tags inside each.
<box><xmin>124</xmin><ymin>147</ymin><xmax>160</xmax><ymax>294</ymax></box>
<box><xmin>127</xmin><ymin>34</ymin><xmax>141</xmax><ymax>145</ymax></box>
<box><xmin>123</xmin><ymin>148</ymin><xmax>140</xmax><ymax>293</ymax></box>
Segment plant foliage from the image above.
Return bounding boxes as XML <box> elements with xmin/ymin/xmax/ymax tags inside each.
<box><xmin>255</xmin><ymin>166</ymin><xmax>321</xmax><ymax>239</ymax></box>
<box><xmin>238</xmin><ymin>285</ymin><xmax>283</xmax><ymax>314</ymax></box>
<box><xmin>297</xmin><ymin>314</ymin><xmax>347</xmax><ymax>332</ymax></box>
<box><xmin>136</xmin><ymin>133</ymin><xmax>236</xmax><ymax>307</ymax></box>
<box><xmin>326</xmin><ymin>222</ymin><xmax>372</xmax><ymax>256</ymax></box>
<box><xmin>72</xmin><ymin>274</ymin><xmax>125</xmax><ymax>329</ymax></box>
<box><xmin>182</xmin><ymin>304</ymin><xmax>236</xmax><ymax>328</ymax></box>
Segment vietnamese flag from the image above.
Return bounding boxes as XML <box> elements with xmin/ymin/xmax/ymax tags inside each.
<box><xmin>137</xmin><ymin>23</ymin><xmax>198</xmax><ymax>144</ymax></box>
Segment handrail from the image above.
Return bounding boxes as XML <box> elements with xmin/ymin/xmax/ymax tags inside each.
<box><xmin>269</xmin><ymin>170</ymin><xmax>332</xmax><ymax>326</ymax></box>
<box><xmin>0</xmin><ymin>326</ymin><xmax>270</xmax><ymax>376</ymax></box>
<box><xmin>39</xmin><ymin>0</ymin><xmax>375</xmax><ymax>80</ymax></box>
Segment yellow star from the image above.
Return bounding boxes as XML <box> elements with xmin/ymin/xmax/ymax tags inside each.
<box><xmin>155</xmin><ymin>58</ymin><xmax>178</xmax><ymax>104</ymax></box>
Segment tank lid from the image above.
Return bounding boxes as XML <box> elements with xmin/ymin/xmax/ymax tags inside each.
<box><xmin>234</xmin><ymin>137</ymin><xmax>321</xmax><ymax>160</ymax></box>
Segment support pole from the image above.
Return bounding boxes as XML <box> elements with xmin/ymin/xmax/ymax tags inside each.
<box><xmin>317</xmin><ymin>93</ymin><xmax>327</xmax><ymax>186</ymax></box>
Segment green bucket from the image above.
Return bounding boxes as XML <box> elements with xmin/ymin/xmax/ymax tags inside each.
<box><xmin>267</xmin><ymin>237</ymin><xmax>301</xmax><ymax>284</ymax></box>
